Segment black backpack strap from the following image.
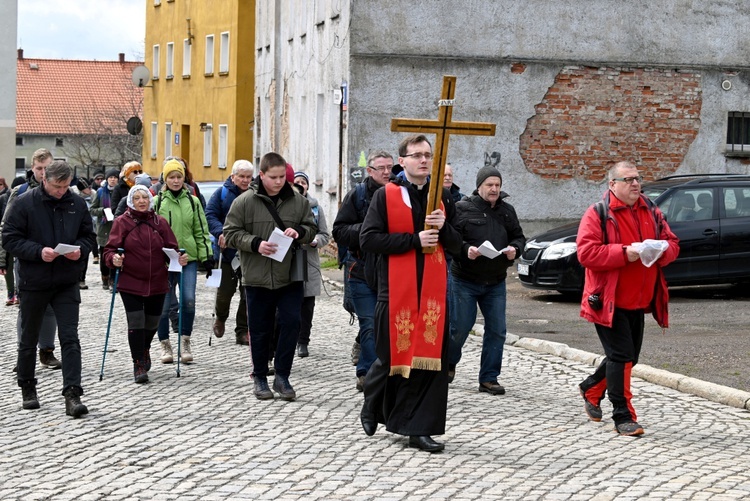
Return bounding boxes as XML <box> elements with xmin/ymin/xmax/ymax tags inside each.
<box><xmin>594</xmin><ymin>198</ymin><xmax>609</xmax><ymax>245</ymax></box>
<box><xmin>260</xmin><ymin>197</ymin><xmax>287</xmax><ymax>230</ymax></box>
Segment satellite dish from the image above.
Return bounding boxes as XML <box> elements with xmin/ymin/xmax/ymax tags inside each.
<box><xmin>132</xmin><ymin>66</ymin><xmax>151</xmax><ymax>87</ymax></box>
<box><xmin>127</xmin><ymin>116</ymin><xmax>143</xmax><ymax>135</ymax></box>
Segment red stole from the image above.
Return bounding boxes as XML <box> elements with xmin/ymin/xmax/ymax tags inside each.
<box><xmin>385</xmin><ymin>182</ymin><xmax>447</xmax><ymax>378</ymax></box>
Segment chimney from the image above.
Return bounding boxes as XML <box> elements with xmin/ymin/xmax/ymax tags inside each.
<box><xmin>18</xmin><ymin>48</ymin><xmax>23</xmax><ymax>60</ymax></box>
<box><xmin>119</xmin><ymin>53</ymin><xmax>125</xmax><ymax>63</ymax></box>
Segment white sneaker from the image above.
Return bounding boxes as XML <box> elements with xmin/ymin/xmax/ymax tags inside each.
<box><xmin>160</xmin><ymin>340</ymin><xmax>173</xmax><ymax>364</ymax></box>
<box><xmin>180</xmin><ymin>336</ymin><xmax>193</xmax><ymax>363</ymax></box>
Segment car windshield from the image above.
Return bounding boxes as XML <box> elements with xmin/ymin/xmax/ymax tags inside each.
<box><xmin>642</xmin><ymin>186</ymin><xmax>669</xmax><ymax>200</ymax></box>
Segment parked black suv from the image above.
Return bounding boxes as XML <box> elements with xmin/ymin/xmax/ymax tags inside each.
<box><xmin>518</xmin><ymin>174</ymin><xmax>750</xmax><ymax>294</ymax></box>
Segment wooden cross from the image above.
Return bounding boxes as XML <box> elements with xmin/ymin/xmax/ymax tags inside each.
<box><xmin>391</xmin><ymin>75</ymin><xmax>496</xmax><ymax>252</ymax></box>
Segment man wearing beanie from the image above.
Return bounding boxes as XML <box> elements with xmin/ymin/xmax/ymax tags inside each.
<box><xmin>448</xmin><ymin>165</ymin><xmax>525</xmax><ymax>396</ymax></box>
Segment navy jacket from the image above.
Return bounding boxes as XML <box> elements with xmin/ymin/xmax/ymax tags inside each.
<box><xmin>205</xmin><ymin>176</ymin><xmax>244</xmax><ymax>262</ymax></box>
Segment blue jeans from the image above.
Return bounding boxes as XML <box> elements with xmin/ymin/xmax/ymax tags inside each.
<box><xmin>449</xmin><ymin>277</ymin><xmax>507</xmax><ymax>383</ymax></box>
<box><xmin>350</xmin><ymin>278</ymin><xmax>377</xmax><ymax>377</ymax></box>
<box><xmin>158</xmin><ymin>261</ymin><xmax>197</xmax><ymax>340</ymax></box>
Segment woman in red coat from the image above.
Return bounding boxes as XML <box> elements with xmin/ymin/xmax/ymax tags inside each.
<box><xmin>103</xmin><ymin>185</ymin><xmax>187</xmax><ymax>383</ymax></box>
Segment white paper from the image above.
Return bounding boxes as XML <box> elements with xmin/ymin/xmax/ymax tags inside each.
<box><xmin>205</xmin><ymin>268</ymin><xmax>222</xmax><ymax>288</ymax></box>
<box><xmin>231</xmin><ymin>255</ymin><xmax>241</xmax><ymax>271</ymax></box>
<box><xmin>162</xmin><ymin>248</ymin><xmax>183</xmax><ymax>272</ymax></box>
<box><xmin>103</xmin><ymin>208</ymin><xmax>114</xmax><ymax>222</ymax></box>
<box><xmin>477</xmin><ymin>241</ymin><xmax>513</xmax><ymax>259</ymax></box>
<box><xmin>266</xmin><ymin>227</ymin><xmax>292</xmax><ymax>263</ymax></box>
<box><xmin>53</xmin><ymin>243</ymin><xmax>80</xmax><ymax>255</ymax></box>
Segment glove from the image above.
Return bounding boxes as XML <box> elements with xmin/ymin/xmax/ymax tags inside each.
<box><xmin>203</xmin><ymin>259</ymin><xmax>215</xmax><ymax>278</ymax></box>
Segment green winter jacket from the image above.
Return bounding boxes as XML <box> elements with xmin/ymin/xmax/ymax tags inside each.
<box><xmin>223</xmin><ymin>181</ymin><xmax>317</xmax><ymax>290</ymax></box>
<box><xmin>154</xmin><ymin>188</ymin><xmax>212</xmax><ymax>263</ymax></box>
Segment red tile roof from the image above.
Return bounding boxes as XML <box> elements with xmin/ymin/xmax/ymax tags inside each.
<box><xmin>17</xmin><ymin>56</ymin><xmax>144</xmax><ymax>135</ymax></box>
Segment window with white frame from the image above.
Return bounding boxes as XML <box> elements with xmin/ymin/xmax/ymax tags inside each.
<box><xmin>205</xmin><ymin>35</ymin><xmax>214</xmax><ymax>75</ymax></box>
<box><xmin>183</xmin><ymin>39</ymin><xmax>191</xmax><ymax>77</ymax></box>
<box><xmin>219</xmin><ymin>32</ymin><xmax>230</xmax><ymax>74</ymax></box>
<box><xmin>203</xmin><ymin>124</ymin><xmax>213</xmax><ymax>166</ymax></box>
<box><xmin>218</xmin><ymin>124</ymin><xmax>228</xmax><ymax>168</ymax></box>
<box><xmin>150</xmin><ymin>122</ymin><xmax>158</xmax><ymax>158</ymax></box>
<box><xmin>152</xmin><ymin>45</ymin><xmax>160</xmax><ymax>79</ymax></box>
<box><xmin>165</xmin><ymin>123</ymin><xmax>172</xmax><ymax>158</ymax></box>
<box><xmin>166</xmin><ymin>42</ymin><xmax>174</xmax><ymax>78</ymax></box>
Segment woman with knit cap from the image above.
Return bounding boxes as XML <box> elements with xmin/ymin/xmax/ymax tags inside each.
<box><xmin>104</xmin><ymin>185</ymin><xmax>185</xmax><ymax>383</ymax></box>
<box><xmin>153</xmin><ymin>159</ymin><xmax>213</xmax><ymax>364</ymax></box>
<box><xmin>90</xmin><ymin>168</ymin><xmax>120</xmax><ymax>289</ymax></box>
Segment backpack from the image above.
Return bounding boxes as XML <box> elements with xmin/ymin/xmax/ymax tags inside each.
<box><xmin>337</xmin><ymin>182</ymin><xmax>369</xmax><ymax>268</ymax></box>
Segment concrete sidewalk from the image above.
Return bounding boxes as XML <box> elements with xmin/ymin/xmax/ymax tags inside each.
<box><xmin>1</xmin><ymin>270</ymin><xmax>750</xmax><ymax>499</ymax></box>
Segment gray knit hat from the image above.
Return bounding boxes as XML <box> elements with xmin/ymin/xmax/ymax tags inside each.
<box><xmin>475</xmin><ymin>166</ymin><xmax>502</xmax><ymax>188</ymax></box>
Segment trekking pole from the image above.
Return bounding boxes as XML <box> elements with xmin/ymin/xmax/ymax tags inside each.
<box><xmin>209</xmin><ymin>252</ymin><xmax>222</xmax><ymax>347</ymax></box>
<box><xmin>99</xmin><ymin>248</ymin><xmax>124</xmax><ymax>381</ymax></box>
<box><xmin>176</xmin><ymin>249</ymin><xmax>185</xmax><ymax>377</ymax></box>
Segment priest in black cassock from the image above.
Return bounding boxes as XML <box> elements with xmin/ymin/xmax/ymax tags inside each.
<box><xmin>359</xmin><ymin>134</ymin><xmax>462</xmax><ymax>452</ymax></box>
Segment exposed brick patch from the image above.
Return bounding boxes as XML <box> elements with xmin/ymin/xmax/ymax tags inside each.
<box><xmin>520</xmin><ymin>67</ymin><xmax>702</xmax><ymax>182</ymax></box>
<box><xmin>511</xmin><ymin>63</ymin><xmax>526</xmax><ymax>74</ymax></box>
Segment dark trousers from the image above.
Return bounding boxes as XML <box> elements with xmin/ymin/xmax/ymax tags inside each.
<box><xmin>245</xmin><ymin>282</ymin><xmax>303</xmax><ymax>379</ymax></box>
<box><xmin>214</xmin><ymin>260</ymin><xmax>248</xmax><ymax>336</ymax></box>
<box><xmin>17</xmin><ymin>283</ymin><xmax>82</xmax><ymax>395</ymax></box>
<box><xmin>580</xmin><ymin>308</ymin><xmax>644</xmax><ymax>424</ymax></box>
<box><xmin>120</xmin><ymin>292</ymin><xmax>166</xmax><ymax>363</ymax></box>
<box><xmin>297</xmin><ymin>296</ymin><xmax>315</xmax><ymax>345</ymax></box>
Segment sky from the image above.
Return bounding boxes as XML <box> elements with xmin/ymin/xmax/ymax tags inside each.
<box><xmin>17</xmin><ymin>0</ymin><xmax>146</xmax><ymax>61</ymax></box>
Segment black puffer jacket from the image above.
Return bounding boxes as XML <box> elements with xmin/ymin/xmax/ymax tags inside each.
<box><xmin>450</xmin><ymin>192</ymin><xmax>526</xmax><ymax>285</ymax></box>
<box><xmin>1</xmin><ymin>186</ymin><xmax>96</xmax><ymax>290</ymax></box>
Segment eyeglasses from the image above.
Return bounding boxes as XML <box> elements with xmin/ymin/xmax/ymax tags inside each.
<box><xmin>403</xmin><ymin>152</ymin><xmax>432</xmax><ymax>161</ymax></box>
<box><xmin>612</xmin><ymin>176</ymin><xmax>643</xmax><ymax>185</ymax></box>
<box><xmin>368</xmin><ymin>165</ymin><xmax>393</xmax><ymax>172</ymax></box>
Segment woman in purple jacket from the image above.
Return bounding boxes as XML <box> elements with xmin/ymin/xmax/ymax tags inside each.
<box><xmin>103</xmin><ymin>185</ymin><xmax>187</xmax><ymax>383</ymax></box>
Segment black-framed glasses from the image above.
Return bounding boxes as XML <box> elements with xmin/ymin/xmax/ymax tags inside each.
<box><xmin>612</xmin><ymin>176</ymin><xmax>643</xmax><ymax>185</ymax></box>
<box><xmin>368</xmin><ymin>165</ymin><xmax>393</xmax><ymax>172</ymax></box>
<box><xmin>403</xmin><ymin>152</ymin><xmax>432</xmax><ymax>160</ymax></box>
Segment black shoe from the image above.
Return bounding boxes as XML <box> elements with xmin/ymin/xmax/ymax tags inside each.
<box><xmin>448</xmin><ymin>364</ymin><xmax>456</xmax><ymax>384</ymax></box>
<box><xmin>21</xmin><ymin>385</ymin><xmax>40</xmax><ymax>410</ymax></box>
<box><xmin>253</xmin><ymin>377</ymin><xmax>274</xmax><ymax>400</ymax></box>
<box><xmin>478</xmin><ymin>381</ymin><xmax>506</xmax><ymax>395</ymax></box>
<box><xmin>579</xmin><ymin>387</ymin><xmax>603</xmax><ymax>422</ymax></box>
<box><xmin>297</xmin><ymin>343</ymin><xmax>309</xmax><ymax>358</ymax></box>
<box><xmin>615</xmin><ymin>421</ymin><xmax>645</xmax><ymax>436</ymax></box>
<box><xmin>39</xmin><ymin>349</ymin><xmax>62</xmax><ymax>370</ymax></box>
<box><xmin>63</xmin><ymin>388</ymin><xmax>89</xmax><ymax>418</ymax></box>
<box><xmin>360</xmin><ymin>408</ymin><xmax>377</xmax><ymax>436</ymax></box>
<box><xmin>408</xmin><ymin>435</ymin><xmax>445</xmax><ymax>452</ymax></box>
<box><xmin>272</xmin><ymin>375</ymin><xmax>296</xmax><ymax>401</ymax></box>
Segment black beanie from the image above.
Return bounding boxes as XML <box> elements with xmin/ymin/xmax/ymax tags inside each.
<box><xmin>476</xmin><ymin>166</ymin><xmax>502</xmax><ymax>188</ymax></box>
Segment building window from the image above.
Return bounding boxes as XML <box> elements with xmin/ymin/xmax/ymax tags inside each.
<box><xmin>183</xmin><ymin>39</ymin><xmax>192</xmax><ymax>77</ymax></box>
<box><xmin>151</xmin><ymin>122</ymin><xmax>158</xmax><ymax>159</ymax></box>
<box><xmin>152</xmin><ymin>45</ymin><xmax>160</xmax><ymax>79</ymax></box>
<box><xmin>154</xmin><ymin>0</ymin><xmax>161</xmax><ymax>5</ymax></box>
<box><xmin>166</xmin><ymin>42</ymin><xmax>174</xmax><ymax>79</ymax></box>
<box><xmin>15</xmin><ymin>136</ymin><xmax>23</xmax><ymax>146</ymax></box>
<box><xmin>727</xmin><ymin>111</ymin><xmax>750</xmax><ymax>156</ymax></box>
<box><xmin>203</xmin><ymin>124</ymin><xmax>212</xmax><ymax>166</ymax></box>
<box><xmin>205</xmin><ymin>35</ymin><xmax>214</xmax><ymax>75</ymax></box>
<box><xmin>218</xmin><ymin>125</ymin><xmax>228</xmax><ymax>168</ymax></box>
<box><xmin>219</xmin><ymin>32</ymin><xmax>230</xmax><ymax>74</ymax></box>
<box><xmin>165</xmin><ymin>123</ymin><xmax>173</xmax><ymax>158</ymax></box>
<box><xmin>55</xmin><ymin>138</ymin><xmax>64</xmax><ymax>147</ymax></box>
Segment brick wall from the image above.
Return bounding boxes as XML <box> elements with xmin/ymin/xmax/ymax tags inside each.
<box><xmin>519</xmin><ymin>66</ymin><xmax>702</xmax><ymax>182</ymax></box>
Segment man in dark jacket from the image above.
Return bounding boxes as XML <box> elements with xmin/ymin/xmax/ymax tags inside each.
<box><xmin>448</xmin><ymin>166</ymin><xmax>525</xmax><ymax>396</ymax></box>
<box><xmin>332</xmin><ymin>150</ymin><xmax>393</xmax><ymax>392</ymax></box>
<box><xmin>205</xmin><ymin>159</ymin><xmax>254</xmax><ymax>345</ymax></box>
<box><xmin>2</xmin><ymin>160</ymin><xmax>96</xmax><ymax>417</ymax></box>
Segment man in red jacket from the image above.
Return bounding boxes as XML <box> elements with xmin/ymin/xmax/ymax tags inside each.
<box><xmin>576</xmin><ymin>161</ymin><xmax>679</xmax><ymax>436</ymax></box>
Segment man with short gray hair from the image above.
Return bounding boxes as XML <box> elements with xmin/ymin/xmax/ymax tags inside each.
<box><xmin>2</xmin><ymin>160</ymin><xmax>96</xmax><ymax>417</ymax></box>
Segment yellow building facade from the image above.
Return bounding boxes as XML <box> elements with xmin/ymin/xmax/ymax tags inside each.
<box><xmin>143</xmin><ymin>0</ymin><xmax>254</xmax><ymax>181</ymax></box>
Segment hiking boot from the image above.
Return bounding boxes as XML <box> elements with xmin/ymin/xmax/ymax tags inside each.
<box><xmin>297</xmin><ymin>343</ymin><xmax>309</xmax><ymax>358</ymax></box>
<box><xmin>134</xmin><ymin>361</ymin><xmax>149</xmax><ymax>384</ymax></box>
<box><xmin>253</xmin><ymin>377</ymin><xmax>274</xmax><ymax>400</ymax></box>
<box><xmin>79</xmin><ymin>281</ymin><xmax>89</xmax><ymax>290</ymax></box>
<box><xmin>21</xmin><ymin>385</ymin><xmax>40</xmax><ymax>410</ymax></box>
<box><xmin>213</xmin><ymin>319</ymin><xmax>225</xmax><ymax>338</ymax></box>
<box><xmin>351</xmin><ymin>341</ymin><xmax>361</xmax><ymax>365</ymax></box>
<box><xmin>579</xmin><ymin>387</ymin><xmax>603</xmax><ymax>422</ymax></box>
<box><xmin>272</xmin><ymin>375</ymin><xmax>297</xmax><ymax>401</ymax></box>
<box><xmin>63</xmin><ymin>388</ymin><xmax>89</xmax><ymax>418</ymax></box>
<box><xmin>615</xmin><ymin>421</ymin><xmax>645</xmax><ymax>436</ymax></box>
<box><xmin>160</xmin><ymin>340</ymin><xmax>173</xmax><ymax>364</ymax></box>
<box><xmin>478</xmin><ymin>381</ymin><xmax>506</xmax><ymax>395</ymax></box>
<box><xmin>93</xmin><ymin>256</ymin><xmax>99</xmax><ymax>264</ymax></box>
<box><xmin>180</xmin><ymin>336</ymin><xmax>193</xmax><ymax>363</ymax></box>
<box><xmin>356</xmin><ymin>375</ymin><xmax>365</xmax><ymax>392</ymax></box>
<box><xmin>39</xmin><ymin>349</ymin><xmax>62</xmax><ymax>370</ymax></box>
<box><xmin>102</xmin><ymin>275</ymin><xmax>110</xmax><ymax>290</ymax></box>
<box><xmin>144</xmin><ymin>348</ymin><xmax>152</xmax><ymax>372</ymax></box>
